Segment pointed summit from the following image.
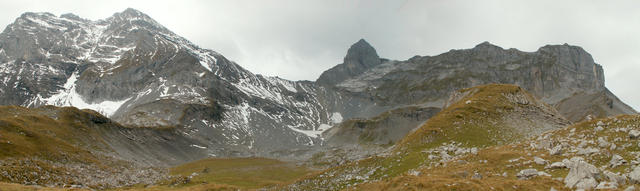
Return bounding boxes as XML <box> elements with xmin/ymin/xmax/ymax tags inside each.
<box><xmin>105</xmin><ymin>8</ymin><xmax>169</xmax><ymax>35</ymax></box>
<box><xmin>473</xmin><ymin>41</ymin><xmax>502</xmax><ymax>50</ymax></box>
<box><xmin>60</xmin><ymin>13</ymin><xmax>84</xmax><ymax>21</ymax></box>
<box><xmin>344</xmin><ymin>39</ymin><xmax>379</xmax><ymax>66</ymax></box>
<box><xmin>115</xmin><ymin>8</ymin><xmax>148</xmax><ymax>18</ymax></box>
<box><xmin>317</xmin><ymin>39</ymin><xmax>382</xmax><ymax>85</ymax></box>
<box><xmin>108</xmin><ymin>8</ymin><xmax>159</xmax><ymax>25</ymax></box>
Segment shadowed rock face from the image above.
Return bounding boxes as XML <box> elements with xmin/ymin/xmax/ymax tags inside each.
<box><xmin>316</xmin><ymin>39</ymin><xmax>382</xmax><ymax>85</ymax></box>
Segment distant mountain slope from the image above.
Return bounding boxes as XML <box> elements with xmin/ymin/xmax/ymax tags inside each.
<box><xmin>0</xmin><ymin>9</ymin><xmax>383</xmax><ymax>159</ymax></box>
<box><xmin>319</xmin><ymin>41</ymin><xmax>636</xmax><ymax>122</ymax></box>
<box><xmin>288</xmin><ymin>84</ymin><xmax>571</xmax><ymax>190</ymax></box>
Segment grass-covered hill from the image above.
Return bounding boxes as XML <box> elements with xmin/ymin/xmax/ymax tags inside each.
<box><xmin>0</xmin><ymin>105</ymin><xmax>169</xmax><ymax>189</ymax></box>
<box><xmin>286</xmin><ymin>84</ymin><xmax>571</xmax><ymax>190</ymax></box>
<box><xmin>356</xmin><ymin>114</ymin><xmax>640</xmax><ymax>190</ymax></box>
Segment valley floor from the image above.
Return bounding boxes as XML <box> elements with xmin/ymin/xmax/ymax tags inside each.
<box><xmin>2</xmin><ymin>157</ymin><xmax>313</xmax><ymax>191</ymax></box>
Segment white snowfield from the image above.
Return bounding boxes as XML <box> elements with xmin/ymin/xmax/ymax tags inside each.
<box><xmin>39</xmin><ymin>72</ymin><xmax>131</xmax><ymax>117</ymax></box>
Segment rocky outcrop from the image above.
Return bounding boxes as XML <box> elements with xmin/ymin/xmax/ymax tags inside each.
<box><xmin>564</xmin><ymin>157</ymin><xmax>600</xmax><ymax>189</ymax></box>
<box><xmin>326</xmin><ymin>41</ymin><xmax>636</xmax><ymax>121</ymax></box>
<box><xmin>316</xmin><ymin>39</ymin><xmax>382</xmax><ymax>85</ymax></box>
<box><xmin>323</xmin><ymin>106</ymin><xmax>440</xmax><ymax>147</ymax></box>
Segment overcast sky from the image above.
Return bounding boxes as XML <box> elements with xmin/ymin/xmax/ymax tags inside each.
<box><xmin>0</xmin><ymin>0</ymin><xmax>638</xmax><ymax>110</ymax></box>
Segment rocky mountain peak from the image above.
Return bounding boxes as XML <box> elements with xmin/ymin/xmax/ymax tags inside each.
<box><xmin>105</xmin><ymin>8</ymin><xmax>167</xmax><ymax>33</ymax></box>
<box><xmin>316</xmin><ymin>39</ymin><xmax>382</xmax><ymax>85</ymax></box>
<box><xmin>473</xmin><ymin>41</ymin><xmax>501</xmax><ymax>49</ymax></box>
<box><xmin>345</xmin><ymin>39</ymin><xmax>379</xmax><ymax>63</ymax></box>
<box><xmin>112</xmin><ymin>8</ymin><xmax>151</xmax><ymax>20</ymax></box>
<box><xmin>537</xmin><ymin>43</ymin><xmax>604</xmax><ymax>91</ymax></box>
<box><xmin>60</xmin><ymin>13</ymin><xmax>85</xmax><ymax>21</ymax></box>
<box><xmin>344</xmin><ymin>39</ymin><xmax>380</xmax><ymax>68</ymax></box>
<box><xmin>470</xmin><ymin>41</ymin><xmax>506</xmax><ymax>55</ymax></box>
<box><xmin>18</xmin><ymin>12</ymin><xmax>56</xmax><ymax>19</ymax></box>
<box><xmin>537</xmin><ymin>43</ymin><xmax>593</xmax><ymax>59</ymax></box>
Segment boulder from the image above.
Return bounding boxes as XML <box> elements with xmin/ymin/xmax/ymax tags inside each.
<box><xmin>472</xmin><ymin>172</ymin><xmax>483</xmax><ymax>179</ymax></box>
<box><xmin>629</xmin><ymin>166</ymin><xmax>640</xmax><ymax>183</ymax></box>
<box><xmin>534</xmin><ymin>157</ymin><xmax>547</xmax><ymax>165</ymax></box>
<box><xmin>609</xmin><ymin>154</ymin><xmax>627</xmax><ymax>168</ymax></box>
<box><xmin>546</xmin><ymin>161</ymin><xmax>567</xmax><ymax>169</ymax></box>
<box><xmin>575</xmin><ymin>177</ymin><xmax>598</xmax><ymax>190</ymax></box>
<box><xmin>630</xmin><ymin>130</ymin><xmax>640</xmax><ymax>139</ymax></box>
<box><xmin>595</xmin><ymin>181</ymin><xmax>618</xmax><ymax>190</ymax></box>
<box><xmin>517</xmin><ymin>169</ymin><xmax>540</xmax><ymax>180</ymax></box>
<box><xmin>597</xmin><ymin>137</ymin><xmax>610</xmax><ymax>148</ymax></box>
<box><xmin>577</xmin><ymin>147</ymin><xmax>599</xmax><ymax>155</ymax></box>
<box><xmin>549</xmin><ymin>145</ymin><xmax>563</xmax><ymax>156</ymax></box>
<box><xmin>470</xmin><ymin>147</ymin><xmax>478</xmax><ymax>155</ymax></box>
<box><xmin>604</xmin><ymin>170</ymin><xmax>627</xmax><ymax>185</ymax></box>
<box><xmin>625</xmin><ymin>186</ymin><xmax>636</xmax><ymax>191</ymax></box>
<box><xmin>564</xmin><ymin>157</ymin><xmax>601</xmax><ymax>189</ymax></box>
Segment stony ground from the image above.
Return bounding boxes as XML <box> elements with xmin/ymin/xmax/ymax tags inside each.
<box><xmin>354</xmin><ymin>115</ymin><xmax>640</xmax><ymax>191</ymax></box>
<box><xmin>2</xmin><ymin>85</ymin><xmax>639</xmax><ymax>191</ymax></box>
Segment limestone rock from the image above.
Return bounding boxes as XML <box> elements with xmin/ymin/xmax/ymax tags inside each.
<box><xmin>534</xmin><ymin>157</ymin><xmax>547</xmax><ymax>165</ymax></box>
<box><xmin>564</xmin><ymin>157</ymin><xmax>600</xmax><ymax>189</ymax></box>
<box><xmin>604</xmin><ymin>170</ymin><xmax>627</xmax><ymax>185</ymax></box>
<box><xmin>628</xmin><ymin>166</ymin><xmax>640</xmax><ymax>183</ymax></box>
<box><xmin>549</xmin><ymin>145</ymin><xmax>563</xmax><ymax>156</ymax></box>
<box><xmin>546</xmin><ymin>161</ymin><xmax>567</xmax><ymax>169</ymax></box>
<box><xmin>609</xmin><ymin>154</ymin><xmax>627</xmax><ymax>168</ymax></box>
<box><xmin>595</xmin><ymin>181</ymin><xmax>618</xmax><ymax>190</ymax></box>
<box><xmin>517</xmin><ymin>169</ymin><xmax>540</xmax><ymax>180</ymax></box>
<box><xmin>630</xmin><ymin>130</ymin><xmax>640</xmax><ymax>139</ymax></box>
<box><xmin>625</xmin><ymin>185</ymin><xmax>636</xmax><ymax>191</ymax></box>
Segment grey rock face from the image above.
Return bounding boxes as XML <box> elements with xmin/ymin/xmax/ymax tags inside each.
<box><xmin>629</xmin><ymin>166</ymin><xmax>640</xmax><ymax>183</ymax></box>
<box><xmin>564</xmin><ymin>157</ymin><xmax>601</xmax><ymax>189</ymax></box>
<box><xmin>323</xmin><ymin>41</ymin><xmax>635</xmax><ymax>121</ymax></box>
<box><xmin>0</xmin><ymin>9</ymin><xmax>368</xmax><ymax>162</ymax></box>
<box><xmin>316</xmin><ymin>39</ymin><xmax>382</xmax><ymax>85</ymax></box>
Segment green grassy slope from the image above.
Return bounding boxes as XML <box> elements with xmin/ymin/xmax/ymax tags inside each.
<box><xmin>286</xmin><ymin>84</ymin><xmax>570</xmax><ymax>190</ymax></box>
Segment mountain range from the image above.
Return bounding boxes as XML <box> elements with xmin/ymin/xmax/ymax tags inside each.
<box><xmin>0</xmin><ymin>8</ymin><xmax>637</xmax><ymax>190</ymax></box>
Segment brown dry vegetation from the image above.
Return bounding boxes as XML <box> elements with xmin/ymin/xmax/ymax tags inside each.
<box><xmin>285</xmin><ymin>84</ymin><xmax>571</xmax><ymax>190</ymax></box>
<box><xmin>356</xmin><ymin>114</ymin><xmax>640</xmax><ymax>190</ymax></box>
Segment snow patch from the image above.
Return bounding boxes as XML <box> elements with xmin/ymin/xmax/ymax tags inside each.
<box><xmin>190</xmin><ymin>144</ymin><xmax>207</xmax><ymax>149</ymax></box>
<box><xmin>26</xmin><ymin>16</ymin><xmax>67</xmax><ymax>31</ymax></box>
<box><xmin>266</xmin><ymin>76</ymin><xmax>297</xmax><ymax>93</ymax></box>
<box><xmin>330</xmin><ymin>112</ymin><xmax>343</xmax><ymax>124</ymax></box>
<box><xmin>288</xmin><ymin>125</ymin><xmax>325</xmax><ymax>138</ymax></box>
<box><xmin>40</xmin><ymin>72</ymin><xmax>131</xmax><ymax>117</ymax></box>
